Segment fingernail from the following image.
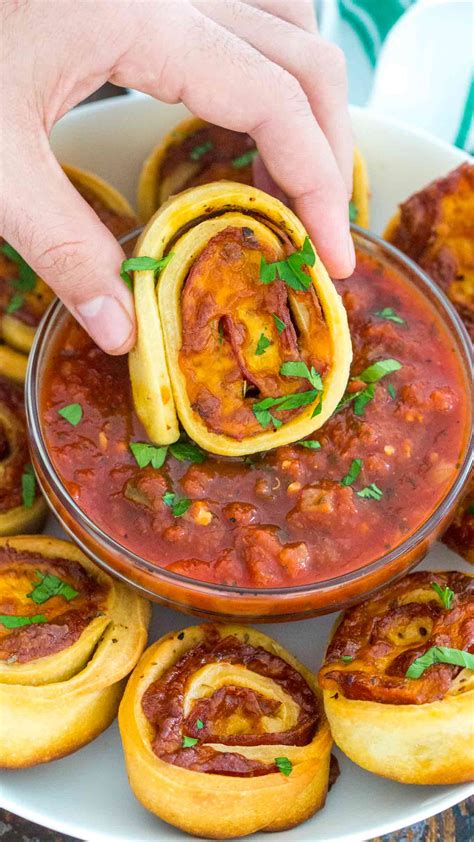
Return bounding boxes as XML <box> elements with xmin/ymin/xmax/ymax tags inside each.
<box><xmin>76</xmin><ymin>296</ymin><xmax>134</xmax><ymax>353</ymax></box>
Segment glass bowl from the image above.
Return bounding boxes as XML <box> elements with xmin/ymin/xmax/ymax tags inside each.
<box><xmin>26</xmin><ymin>228</ymin><xmax>473</xmax><ymax>622</ymax></box>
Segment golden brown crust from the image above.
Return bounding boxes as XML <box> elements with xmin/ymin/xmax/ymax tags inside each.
<box><xmin>442</xmin><ymin>472</ymin><xmax>474</xmax><ymax>564</ymax></box>
<box><xmin>319</xmin><ymin>570</ymin><xmax>474</xmax><ymax>784</ymax></box>
<box><xmin>384</xmin><ymin>163</ymin><xmax>474</xmax><ymax>339</ymax></box>
<box><xmin>119</xmin><ymin>624</ymin><xmax>332</xmax><ymax>838</ymax></box>
<box><xmin>0</xmin><ymin>535</ymin><xmax>150</xmax><ymax>767</ymax></box>
<box><xmin>129</xmin><ymin>181</ymin><xmax>352</xmax><ymax>455</ymax></box>
<box><xmin>0</xmin><ymin>377</ymin><xmax>47</xmax><ymax>536</ymax></box>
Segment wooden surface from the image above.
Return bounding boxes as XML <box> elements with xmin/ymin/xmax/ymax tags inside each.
<box><xmin>1</xmin><ymin>83</ymin><xmax>472</xmax><ymax>842</ymax></box>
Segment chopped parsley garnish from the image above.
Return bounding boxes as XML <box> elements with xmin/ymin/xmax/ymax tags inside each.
<box><xmin>253</xmin><ymin>390</ymin><xmax>318</xmax><ymax>429</ymax></box>
<box><xmin>341</xmin><ymin>458</ymin><xmax>363</xmax><ymax>487</ymax></box>
<box><xmin>232</xmin><ymin>148</ymin><xmax>258</xmax><ymax>168</ymax></box>
<box><xmin>0</xmin><ymin>613</ymin><xmax>47</xmax><ymax>629</ymax></box>
<box><xmin>120</xmin><ymin>254</ymin><xmax>174</xmax><ymax>290</ymax></box>
<box><xmin>182</xmin><ymin>735</ymin><xmax>199</xmax><ymax>748</ymax></box>
<box><xmin>130</xmin><ymin>442</ymin><xmax>168</xmax><ymax>470</ymax></box>
<box><xmin>275</xmin><ymin>756</ymin><xmax>293</xmax><ymax>776</ymax></box>
<box><xmin>349</xmin><ymin>201</ymin><xmax>357</xmax><ymax>222</ymax></box>
<box><xmin>356</xmin><ymin>483</ymin><xmax>383</xmax><ymax>501</ymax></box>
<box><xmin>217</xmin><ymin>320</ymin><xmax>224</xmax><ymax>346</ymax></box>
<box><xmin>28</xmin><ymin>571</ymin><xmax>78</xmax><ymax>605</ymax></box>
<box><xmin>130</xmin><ymin>440</ymin><xmax>205</xmax><ymax>469</ymax></box>
<box><xmin>255</xmin><ymin>333</ymin><xmax>271</xmax><ymax>356</ymax></box>
<box><xmin>21</xmin><ymin>463</ymin><xmax>37</xmax><ymax>509</ymax></box>
<box><xmin>340</xmin><ymin>655</ymin><xmax>354</xmax><ymax>663</ymax></box>
<box><xmin>280</xmin><ymin>360</ymin><xmax>323</xmax><ymax>391</ymax></box>
<box><xmin>387</xmin><ymin>383</ymin><xmax>396</xmax><ymax>400</ymax></box>
<box><xmin>358</xmin><ymin>359</ymin><xmax>402</xmax><ymax>383</ymax></box>
<box><xmin>297</xmin><ymin>440</ymin><xmax>321</xmax><ymax>450</ymax></box>
<box><xmin>163</xmin><ymin>492</ymin><xmax>192</xmax><ymax>518</ymax></box>
<box><xmin>468</xmin><ymin>502</ymin><xmax>474</xmax><ymax>515</ymax></box>
<box><xmin>196</xmin><ymin>719</ymin><xmax>204</xmax><ymax>730</ymax></box>
<box><xmin>431</xmin><ymin>582</ymin><xmax>454</xmax><ymax>610</ymax></box>
<box><xmin>190</xmin><ymin>140</ymin><xmax>213</xmax><ymax>161</ymax></box>
<box><xmin>406</xmin><ymin>646</ymin><xmax>474</xmax><ymax>679</ymax></box>
<box><xmin>260</xmin><ymin>237</ymin><xmax>315</xmax><ymax>292</ymax></box>
<box><xmin>336</xmin><ymin>384</ymin><xmax>375</xmax><ymax>416</ymax></box>
<box><xmin>6</xmin><ymin>293</ymin><xmax>24</xmax><ymax>314</ymax></box>
<box><xmin>1</xmin><ymin>242</ymin><xmax>37</xmax><ymax>313</ymax></box>
<box><xmin>374</xmin><ymin>307</ymin><xmax>406</xmax><ymax>325</ymax></box>
<box><xmin>272</xmin><ymin>313</ymin><xmax>286</xmax><ymax>334</ymax></box>
<box><xmin>169</xmin><ymin>442</ymin><xmax>206</xmax><ymax>463</ymax></box>
<box><xmin>58</xmin><ymin>403</ymin><xmax>83</xmax><ymax>426</ymax></box>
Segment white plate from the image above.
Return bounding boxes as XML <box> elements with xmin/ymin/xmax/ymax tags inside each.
<box><xmin>1</xmin><ymin>97</ymin><xmax>472</xmax><ymax>842</ymax></box>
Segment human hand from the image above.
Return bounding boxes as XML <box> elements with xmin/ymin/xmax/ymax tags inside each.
<box><xmin>1</xmin><ymin>0</ymin><xmax>354</xmax><ymax>355</ymax></box>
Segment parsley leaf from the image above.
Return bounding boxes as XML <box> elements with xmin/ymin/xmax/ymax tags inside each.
<box><xmin>6</xmin><ymin>293</ymin><xmax>24</xmax><ymax>314</ymax></box>
<box><xmin>162</xmin><ymin>492</ymin><xmax>192</xmax><ymax>518</ymax></box>
<box><xmin>58</xmin><ymin>403</ymin><xmax>83</xmax><ymax>426</ymax></box>
<box><xmin>120</xmin><ymin>254</ymin><xmax>174</xmax><ymax>289</ymax></box>
<box><xmin>341</xmin><ymin>458</ymin><xmax>363</xmax><ymax>487</ymax></box>
<box><xmin>21</xmin><ymin>463</ymin><xmax>37</xmax><ymax>509</ymax></box>
<box><xmin>349</xmin><ymin>201</ymin><xmax>358</xmax><ymax>223</ymax></box>
<box><xmin>353</xmin><ymin>384</ymin><xmax>375</xmax><ymax>416</ymax></box>
<box><xmin>356</xmin><ymin>483</ymin><xmax>383</xmax><ymax>501</ymax></box>
<box><xmin>340</xmin><ymin>655</ymin><xmax>354</xmax><ymax>663</ymax></box>
<box><xmin>406</xmin><ymin>646</ymin><xmax>474</xmax><ymax>679</ymax></box>
<box><xmin>260</xmin><ymin>237</ymin><xmax>315</xmax><ymax>292</ymax></box>
<box><xmin>190</xmin><ymin>140</ymin><xmax>213</xmax><ymax>161</ymax></box>
<box><xmin>272</xmin><ymin>313</ymin><xmax>286</xmax><ymax>334</ymax></box>
<box><xmin>196</xmin><ymin>718</ymin><xmax>204</xmax><ymax>730</ymax></box>
<box><xmin>374</xmin><ymin>307</ymin><xmax>406</xmax><ymax>325</ymax></box>
<box><xmin>169</xmin><ymin>442</ymin><xmax>206</xmax><ymax>463</ymax></box>
<box><xmin>1</xmin><ymin>243</ymin><xmax>36</xmax><ymax>291</ymax></box>
<box><xmin>387</xmin><ymin>383</ymin><xmax>396</xmax><ymax>400</ymax></box>
<box><xmin>232</xmin><ymin>148</ymin><xmax>258</xmax><ymax>168</ymax></box>
<box><xmin>275</xmin><ymin>757</ymin><xmax>293</xmax><ymax>776</ymax></box>
<box><xmin>28</xmin><ymin>571</ymin><xmax>78</xmax><ymax>605</ymax></box>
<box><xmin>253</xmin><ymin>390</ymin><xmax>318</xmax><ymax>428</ymax></box>
<box><xmin>431</xmin><ymin>582</ymin><xmax>454</xmax><ymax>610</ymax></box>
<box><xmin>130</xmin><ymin>442</ymin><xmax>168</xmax><ymax>469</ymax></box>
<box><xmin>255</xmin><ymin>333</ymin><xmax>271</xmax><ymax>356</ymax></box>
<box><xmin>0</xmin><ymin>614</ymin><xmax>47</xmax><ymax>629</ymax></box>
<box><xmin>297</xmin><ymin>440</ymin><xmax>321</xmax><ymax>449</ymax></box>
<box><xmin>280</xmin><ymin>360</ymin><xmax>322</xmax><ymax>391</ymax></box>
<box><xmin>182</xmin><ymin>735</ymin><xmax>199</xmax><ymax>747</ymax></box>
<box><xmin>357</xmin><ymin>359</ymin><xmax>402</xmax><ymax>383</ymax></box>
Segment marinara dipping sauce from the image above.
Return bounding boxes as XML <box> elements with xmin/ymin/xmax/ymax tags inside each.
<box><xmin>33</xmin><ymin>233</ymin><xmax>472</xmax><ymax>618</ymax></box>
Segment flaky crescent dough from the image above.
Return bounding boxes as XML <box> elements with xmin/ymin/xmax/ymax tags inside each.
<box><xmin>0</xmin><ymin>535</ymin><xmax>150</xmax><ymax>767</ymax></box>
<box><xmin>119</xmin><ymin>624</ymin><xmax>332</xmax><ymax>839</ymax></box>
<box><xmin>319</xmin><ymin>570</ymin><xmax>474</xmax><ymax>784</ymax></box>
<box><xmin>129</xmin><ymin>181</ymin><xmax>352</xmax><ymax>455</ymax></box>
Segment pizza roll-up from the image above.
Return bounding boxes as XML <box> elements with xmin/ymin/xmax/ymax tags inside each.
<box><xmin>129</xmin><ymin>181</ymin><xmax>352</xmax><ymax>456</ymax></box>
<box><xmin>138</xmin><ymin>117</ymin><xmax>370</xmax><ymax>229</ymax></box>
<box><xmin>319</xmin><ymin>571</ymin><xmax>474</xmax><ymax>784</ymax></box>
<box><xmin>119</xmin><ymin>624</ymin><xmax>333</xmax><ymax>838</ymax></box>
<box><xmin>0</xmin><ymin>165</ymin><xmax>137</xmax><ymax>356</ymax></box>
<box><xmin>0</xmin><ymin>376</ymin><xmax>46</xmax><ymax>535</ymax></box>
<box><xmin>0</xmin><ymin>535</ymin><xmax>150</xmax><ymax>767</ymax></box>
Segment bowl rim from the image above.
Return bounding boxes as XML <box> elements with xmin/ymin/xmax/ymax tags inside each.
<box><xmin>26</xmin><ymin>225</ymin><xmax>473</xmax><ymax>598</ymax></box>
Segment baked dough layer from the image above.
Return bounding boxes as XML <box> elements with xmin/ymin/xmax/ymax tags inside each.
<box><xmin>119</xmin><ymin>623</ymin><xmax>332</xmax><ymax>838</ymax></box>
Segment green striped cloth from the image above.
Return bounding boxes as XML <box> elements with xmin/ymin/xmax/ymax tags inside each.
<box><xmin>317</xmin><ymin>0</ymin><xmax>472</xmax><ymax>153</ymax></box>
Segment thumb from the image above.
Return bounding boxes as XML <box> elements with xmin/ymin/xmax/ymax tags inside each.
<box><xmin>3</xmin><ymin>138</ymin><xmax>136</xmax><ymax>355</ymax></box>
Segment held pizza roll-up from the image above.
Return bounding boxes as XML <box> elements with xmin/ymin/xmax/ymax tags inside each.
<box><xmin>0</xmin><ymin>536</ymin><xmax>150</xmax><ymax>768</ymax></box>
<box><xmin>318</xmin><ymin>571</ymin><xmax>474</xmax><ymax>784</ymax></box>
<box><xmin>119</xmin><ymin>624</ymin><xmax>333</xmax><ymax>839</ymax></box>
<box><xmin>128</xmin><ymin>181</ymin><xmax>352</xmax><ymax>457</ymax></box>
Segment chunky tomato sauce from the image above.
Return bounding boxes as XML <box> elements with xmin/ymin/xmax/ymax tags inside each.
<box><xmin>40</xmin><ymin>251</ymin><xmax>470</xmax><ymax>588</ymax></box>
<box><xmin>142</xmin><ymin>627</ymin><xmax>318</xmax><ymax>776</ymax></box>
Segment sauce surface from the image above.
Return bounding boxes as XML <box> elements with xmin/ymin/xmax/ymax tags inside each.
<box><xmin>40</xmin><ymin>251</ymin><xmax>470</xmax><ymax>588</ymax></box>
<box><xmin>142</xmin><ymin>627</ymin><xmax>318</xmax><ymax>776</ymax></box>
<box><xmin>0</xmin><ymin>546</ymin><xmax>107</xmax><ymax>663</ymax></box>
